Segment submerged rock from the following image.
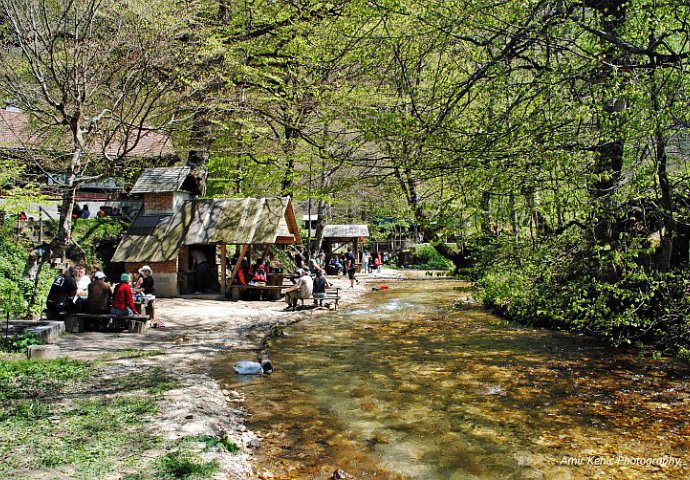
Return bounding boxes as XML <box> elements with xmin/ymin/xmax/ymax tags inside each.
<box><xmin>233</xmin><ymin>361</ymin><xmax>264</xmax><ymax>375</ymax></box>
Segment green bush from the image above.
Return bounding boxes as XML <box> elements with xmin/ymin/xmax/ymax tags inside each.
<box><xmin>0</xmin><ymin>221</ymin><xmax>52</xmax><ymax>318</ymax></box>
<box><xmin>405</xmin><ymin>245</ymin><xmax>455</xmax><ymax>270</ymax></box>
<box><xmin>476</xmin><ymin>231</ymin><xmax>690</xmax><ymax>350</ymax></box>
<box><xmin>0</xmin><ymin>333</ymin><xmax>41</xmax><ymax>354</ymax></box>
<box><xmin>70</xmin><ymin>217</ymin><xmax>129</xmax><ymax>266</ymax></box>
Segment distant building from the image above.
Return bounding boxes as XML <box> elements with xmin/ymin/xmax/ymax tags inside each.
<box><xmin>0</xmin><ymin>108</ymin><xmax>178</xmax><ymax>219</ymax></box>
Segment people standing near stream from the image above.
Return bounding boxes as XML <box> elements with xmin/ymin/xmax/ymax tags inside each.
<box><xmin>345</xmin><ymin>246</ymin><xmax>358</xmax><ymax>288</ymax></box>
<box><xmin>293</xmin><ymin>245</ymin><xmax>305</xmax><ymax>272</ymax></box>
<box><xmin>375</xmin><ymin>251</ymin><xmax>382</xmax><ymax>274</ymax></box>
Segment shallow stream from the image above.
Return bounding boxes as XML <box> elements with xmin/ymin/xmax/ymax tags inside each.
<box><xmin>215</xmin><ymin>280</ymin><xmax>690</xmax><ymax>479</ymax></box>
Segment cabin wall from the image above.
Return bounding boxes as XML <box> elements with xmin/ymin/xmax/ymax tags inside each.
<box><xmin>143</xmin><ymin>193</ymin><xmax>174</xmax><ymax>213</ymax></box>
<box><xmin>124</xmin><ymin>260</ymin><xmax>178</xmax><ymax>297</ymax></box>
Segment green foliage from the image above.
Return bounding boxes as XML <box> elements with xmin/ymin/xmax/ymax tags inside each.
<box><xmin>158</xmin><ymin>451</ymin><xmax>218</xmax><ymax>479</ymax></box>
<box><xmin>0</xmin><ymin>358</ymin><xmax>90</xmax><ymax>400</ymax></box>
<box><xmin>404</xmin><ymin>245</ymin><xmax>455</xmax><ymax>270</ymax></box>
<box><xmin>476</xmin><ymin>231</ymin><xmax>690</xmax><ymax>350</ymax></box>
<box><xmin>70</xmin><ymin>217</ymin><xmax>129</xmax><ymax>266</ymax></box>
<box><xmin>0</xmin><ymin>333</ymin><xmax>41</xmax><ymax>353</ymax></box>
<box><xmin>0</xmin><ymin>221</ymin><xmax>52</xmax><ymax>318</ymax></box>
<box><xmin>196</xmin><ymin>435</ymin><xmax>240</xmax><ymax>453</ymax></box>
<box><xmin>677</xmin><ymin>347</ymin><xmax>690</xmax><ymax>363</ymax></box>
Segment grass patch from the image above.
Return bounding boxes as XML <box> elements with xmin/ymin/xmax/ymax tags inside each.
<box><xmin>158</xmin><ymin>451</ymin><xmax>218</xmax><ymax>479</ymax></box>
<box><xmin>0</xmin><ymin>358</ymin><xmax>191</xmax><ymax>479</ymax></box>
<box><xmin>0</xmin><ymin>357</ymin><xmax>91</xmax><ymax>400</ymax></box>
<box><xmin>101</xmin><ymin>367</ymin><xmax>183</xmax><ymax>394</ymax></box>
<box><xmin>0</xmin><ymin>393</ymin><xmax>162</xmax><ymax>477</ymax></box>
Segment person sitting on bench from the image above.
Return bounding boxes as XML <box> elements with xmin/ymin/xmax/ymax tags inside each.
<box><xmin>284</xmin><ymin>269</ymin><xmax>313</xmax><ymax>311</ymax></box>
<box><xmin>312</xmin><ymin>269</ymin><xmax>331</xmax><ymax>307</ymax></box>
<box><xmin>85</xmin><ymin>271</ymin><xmax>112</xmax><ymax>314</ymax></box>
<box><xmin>45</xmin><ymin>266</ymin><xmax>77</xmax><ymax>319</ymax></box>
<box><xmin>249</xmin><ymin>259</ymin><xmax>268</xmax><ymax>285</ymax></box>
<box><xmin>110</xmin><ymin>273</ymin><xmax>137</xmax><ymax>316</ymax></box>
<box><xmin>84</xmin><ymin>271</ymin><xmax>113</xmax><ymax>330</ymax></box>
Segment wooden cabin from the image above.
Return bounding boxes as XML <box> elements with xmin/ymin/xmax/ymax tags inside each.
<box><xmin>112</xmin><ymin>167</ymin><xmax>301</xmax><ymax>297</ymax></box>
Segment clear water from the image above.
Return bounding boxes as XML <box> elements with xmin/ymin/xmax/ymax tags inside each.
<box><xmin>215</xmin><ymin>280</ymin><xmax>690</xmax><ymax>479</ymax></box>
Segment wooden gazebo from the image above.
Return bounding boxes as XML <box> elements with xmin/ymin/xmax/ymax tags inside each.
<box><xmin>321</xmin><ymin>224</ymin><xmax>370</xmax><ymax>264</ymax></box>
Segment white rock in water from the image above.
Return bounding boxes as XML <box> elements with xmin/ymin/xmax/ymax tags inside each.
<box><xmin>233</xmin><ymin>361</ymin><xmax>264</xmax><ymax>375</ymax></box>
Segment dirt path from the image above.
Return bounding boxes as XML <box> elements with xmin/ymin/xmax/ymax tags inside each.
<box><xmin>54</xmin><ymin>269</ymin><xmax>404</xmax><ymax>479</ymax></box>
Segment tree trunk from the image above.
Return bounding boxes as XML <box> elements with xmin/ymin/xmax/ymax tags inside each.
<box><xmin>187</xmin><ymin>109</ymin><xmax>213</xmax><ymax>196</ymax></box>
<box><xmin>280</xmin><ymin>125</ymin><xmax>299</xmax><ymax>198</ymax></box>
<box><xmin>586</xmin><ymin>0</ymin><xmax>627</xmax><ymax>245</ymax></box>
<box><xmin>652</xmin><ymin>79</ymin><xmax>674</xmax><ymax>271</ymax></box>
<box><xmin>54</xmin><ymin>185</ymin><xmax>77</xmax><ymax>258</ymax></box>
<box><xmin>314</xmin><ymin>198</ymin><xmax>330</xmax><ymax>253</ymax></box>
<box><xmin>480</xmin><ymin>190</ymin><xmax>492</xmax><ymax>235</ymax></box>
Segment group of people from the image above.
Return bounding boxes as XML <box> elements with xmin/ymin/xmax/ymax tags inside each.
<box><xmin>283</xmin><ymin>268</ymin><xmax>331</xmax><ymax>311</ymax></box>
<box><xmin>229</xmin><ymin>255</ymin><xmax>277</xmax><ymax>287</ymax></box>
<box><xmin>71</xmin><ymin>204</ymin><xmax>114</xmax><ymax>220</ymax></box>
<box><xmin>293</xmin><ymin>245</ymin><xmax>384</xmax><ymax>289</ymax></box>
<box><xmin>45</xmin><ymin>264</ymin><xmax>156</xmax><ymax>327</ymax></box>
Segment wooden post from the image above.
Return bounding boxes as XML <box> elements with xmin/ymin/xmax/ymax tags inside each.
<box><xmin>228</xmin><ymin>244</ymin><xmax>249</xmax><ymax>285</ymax></box>
<box><xmin>354</xmin><ymin>237</ymin><xmax>359</xmax><ymax>263</ymax></box>
<box><xmin>221</xmin><ymin>244</ymin><xmax>227</xmax><ymax>296</ymax></box>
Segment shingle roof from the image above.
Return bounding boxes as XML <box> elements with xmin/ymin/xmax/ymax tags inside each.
<box><xmin>111</xmin><ymin>197</ymin><xmax>301</xmax><ymax>263</ymax></box>
<box><xmin>130</xmin><ymin>166</ymin><xmax>195</xmax><ymax>194</ymax></box>
<box><xmin>322</xmin><ymin>224</ymin><xmax>370</xmax><ymax>239</ymax></box>
<box><xmin>0</xmin><ymin>109</ymin><xmax>175</xmax><ymax>158</ymax></box>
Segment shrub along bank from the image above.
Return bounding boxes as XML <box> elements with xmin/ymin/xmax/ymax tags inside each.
<box><xmin>465</xmin><ymin>232</ymin><xmax>690</xmax><ymax>356</ymax></box>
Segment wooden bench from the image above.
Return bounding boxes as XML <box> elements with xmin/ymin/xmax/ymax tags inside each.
<box><xmin>324</xmin><ymin>287</ymin><xmax>340</xmax><ymax>310</ymax></box>
<box><xmin>65</xmin><ymin>313</ymin><xmax>150</xmax><ymax>334</ymax></box>
<box><xmin>299</xmin><ymin>287</ymin><xmax>341</xmax><ymax>310</ymax></box>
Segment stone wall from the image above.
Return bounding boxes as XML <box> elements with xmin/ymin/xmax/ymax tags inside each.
<box><xmin>124</xmin><ymin>261</ymin><xmax>178</xmax><ymax>297</ymax></box>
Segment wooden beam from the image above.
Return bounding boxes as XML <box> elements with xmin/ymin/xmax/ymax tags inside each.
<box><xmin>229</xmin><ymin>244</ymin><xmax>249</xmax><ymax>286</ymax></box>
<box><xmin>221</xmin><ymin>244</ymin><xmax>227</xmax><ymax>296</ymax></box>
<box><xmin>261</xmin><ymin>244</ymin><xmax>272</xmax><ymax>261</ymax></box>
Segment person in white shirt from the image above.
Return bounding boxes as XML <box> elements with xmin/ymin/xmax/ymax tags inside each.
<box><xmin>283</xmin><ymin>269</ymin><xmax>313</xmax><ymax>311</ymax></box>
<box><xmin>74</xmin><ymin>265</ymin><xmax>91</xmax><ymax>299</ymax></box>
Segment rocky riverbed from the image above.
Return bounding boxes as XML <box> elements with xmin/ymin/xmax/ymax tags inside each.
<box><xmin>55</xmin><ymin>270</ymin><xmax>404</xmax><ymax>479</ymax></box>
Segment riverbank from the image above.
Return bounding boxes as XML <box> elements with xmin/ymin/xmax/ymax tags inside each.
<box><xmin>30</xmin><ymin>269</ymin><xmax>403</xmax><ymax>479</ymax></box>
